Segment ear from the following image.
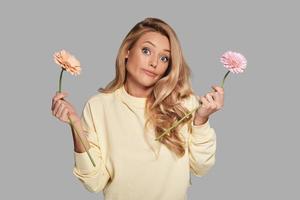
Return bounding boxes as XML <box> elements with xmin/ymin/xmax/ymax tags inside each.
<box><xmin>125</xmin><ymin>50</ymin><xmax>129</xmax><ymax>59</ymax></box>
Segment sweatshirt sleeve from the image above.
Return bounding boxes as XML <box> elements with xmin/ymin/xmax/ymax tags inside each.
<box><xmin>188</xmin><ymin>95</ymin><xmax>217</xmax><ymax>177</ymax></box>
<box><xmin>72</xmin><ymin>100</ymin><xmax>110</xmax><ymax>193</ymax></box>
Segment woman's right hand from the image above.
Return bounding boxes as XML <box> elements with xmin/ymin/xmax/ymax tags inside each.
<box><xmin>51</xmin><ymin>91</ymin><xmax>80</xmax><ymax>124</ymax></box>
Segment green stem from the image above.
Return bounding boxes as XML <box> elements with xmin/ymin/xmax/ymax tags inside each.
<box><xmin>58</xmin><ymin>68</ymin><xmax>64</xmax><ymax>93</ymax></box>
<box><xmin>156</xmin><ymin>70</ymin><xmax>230</xmax><ymax>141</ymax></box>
<box><xmin>57</xmin><ymin>68</ymin><xmax>96</xmax><ymax>167</ymax></box>
<box><xmin>155</xmin><ymin>107</ymin><xmax>199</xmax><ymax>141</ymax></box>
<box><xmin>69</xmin><ymin>116</ymin><xmax>96</xmax><ymax>167</ymax></box>
<box><xmin>221</xmin><ymin>70</ymin><xmax>230</xmax><ymax>88</ymax></box>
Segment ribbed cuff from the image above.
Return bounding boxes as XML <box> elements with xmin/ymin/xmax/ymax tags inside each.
<box><xmin>74</xmin><ymin>150</ymin><xmax>98</xmax><ymax>173</ymax></box>
<box><xmin>191</xmin><ymin>119</ymin><xmax>211</xmax><ymax>137</ymax></box>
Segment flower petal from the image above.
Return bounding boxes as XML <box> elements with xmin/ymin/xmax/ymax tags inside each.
<box><xmin>220</xmin><ymin>51</ymin><xmax>247</xmax><ymax>74</ymax></box>
<box><xmin>53</xmin><ymin>50</ymin><xmax>82</xmax><ymax>76</ymax></box>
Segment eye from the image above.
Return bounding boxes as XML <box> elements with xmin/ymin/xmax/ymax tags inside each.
<box><xmin>160</xmin><ymin>56</ymin><xmax>169</xmax><ymax>63</ymax></box>
<box><xmin>142</xmin><ymin>47</ymin><xmax>151</xmax><ymax>55</ymax></box>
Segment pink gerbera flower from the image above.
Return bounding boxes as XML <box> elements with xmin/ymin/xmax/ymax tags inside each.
<box><xmin>220</xmin><ymin>51</ymin><xmax>247</xmax><ymax>74</ymax></box>
<box><xmin>219</xmin><ymin>51</ymin><xmax>247</xmax><ymax>88</ymax></box>
<box><xmin>156</xmin><ymin>50</ymin><xmax>247</xmax><ymax>141</ymax></box>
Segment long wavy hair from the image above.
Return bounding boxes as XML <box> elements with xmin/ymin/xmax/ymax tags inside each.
<box><xmin>99</xmin><ymin>17</ymin><xmax>196</xmax><ymax>158</ymax></box>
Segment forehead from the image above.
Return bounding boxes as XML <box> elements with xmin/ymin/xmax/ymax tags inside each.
<box><xmin>136</xmin><ymin>32</ymin><xmax>170</xmax><ymax>50</ymax></box>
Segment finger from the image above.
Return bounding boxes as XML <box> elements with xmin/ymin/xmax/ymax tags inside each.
<box><xmin>56</xmin><ymin>91</ymin><xmax>69</xmax><ymax>95</ymax></box>
<box><xmin>196</xmin><ymin>95</ymin><xmax>204</xmax><ymax>106</ymax></box>
<box><xmin>52</xmin><ymin>95</ymin><xmax>67</xmax><ymax>109</ymax></box>
<box><xmin>52</xmin><ymin>99</ymin><xmax>63</xmax><ymax>112</ymax></box>
<box><xmin>211</xmin><ymin>91</ymin><xmax>221</xmax><ymax>102</ymax></box>
<box><xmin>55</xmin><ymin>91</ymin><xmax>68</xmax><ymax>97</ymax></box>
<box><xmin>53</xmin><ymin>95</ymin><xmax>64</xmax><ymax>103</ymax></box>
<box><xmin>59</xmin><ymin>108</ymin><xmax>69</xmax><ymax>122</ymax></box>
<box><xmin>52</xmin><ymin>96</ymin><xmax>62</xmax><ymax>110</ymax></box>
<box><xmin>53</xmin><ymin>92</ymin><xmax>69</xmax><ymax>102</ymax></box>
<box><xmin>200</xmin><ymin>96</ymin><xmax>209</xmax><ymax>108</ymax></box>
<box><xmin>208</xmin><ymin>92</ymin><xmax>216</xmax><ymax>100</ymax></box>
<box><xmin>205</xmin><ymin>93</ymin><xmax>214</xmax><ymax>103</ymax></box>
<box><xmin>211</xmin><ymin>92</ymin><xmax>224</xmax><ymax>109</ymax></box>
<box><xmin>211</xmin><ymin>85</ymin><xmax>224</xmax><ymax>94</ymax></box>
<box><xmin>56</xmin><ymin>103</ymin><xmax>65</xmax><ymax>117</ymax></box>
<box><xmin>53</xmin><ymin>100</ymin><xmax>62</xmax><ymax>115</ymax></box>
<box><xmin>57</xmin><ymin>92</ymin><xmax>68</xmax><ymax>100</ymax></box>
<box><xmin>205</xmin><ymin>94</ymin><xmax>217</xmax><ymax>109</ymax></box>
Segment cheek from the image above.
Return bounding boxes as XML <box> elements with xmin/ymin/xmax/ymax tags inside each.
<box><xmin>158</xmin><ymin>64</ymin><xmax>169</xmax><ymax>76</ymax></box>
<box><xmin>126</xmin><ymin>58</ymin><xmax>144</xmax><ymax>77</ymax></box>
<box><xmin>128</xmin><ymin>53</ymin><xmax>147</xmax><ymax>68</ymax></box>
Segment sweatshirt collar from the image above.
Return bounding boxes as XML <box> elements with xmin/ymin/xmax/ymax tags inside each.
<box><xmin>117</xmin><ymin>84</ymin><xmax>146</xmax><ymax>109</ymax></box>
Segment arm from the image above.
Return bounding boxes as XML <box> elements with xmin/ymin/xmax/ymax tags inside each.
<box><xmin>188</xmin><ymin>95</ymin><xmax>217</xmax><ymax>177</ymax></box>
<box><xmin>69</xmin><ymin>117</ymin><xmax>91</xmax><ymax>153</ymax></box>
<box><xmin>72</xmin><ymin>101</ymin><xmax>110</xmax><ymax>193</ymax></box>
<box><xmin>188</xmin><ymin>119</ymin><xmax>216</xmax><ymax>177</ymax></box>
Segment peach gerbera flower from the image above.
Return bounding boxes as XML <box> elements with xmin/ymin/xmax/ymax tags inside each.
<box><xmin>53</xmin><ymin>50</ymin><xmax>82</xmax><ymax>93</ymax></box>
<box><xmin>52</xmin><ymin>49</ymin><xmax>96</xmax><ymax>167</ymax></box>
<box><xmin>54</xmin><ymin>49</ymin><xmax>81</xmax><ymax>76</ymax></box>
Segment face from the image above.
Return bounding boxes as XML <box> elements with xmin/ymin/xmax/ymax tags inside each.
<box><xmin>125</xmin><ymin>31</ymin><xmax>170</xmax><ymax>89</ymax></box>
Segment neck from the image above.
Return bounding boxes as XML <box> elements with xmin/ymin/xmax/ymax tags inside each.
<box><xmin>124</xmin><ymin>80</ymin><xmax>153</xmax><ymax>98</ymax></box>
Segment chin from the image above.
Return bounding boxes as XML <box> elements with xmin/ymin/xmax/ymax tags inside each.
<box><xmin>140</xmin><ymin>80</ymin><xmax>157</xmax><ymax>88</ymax></box>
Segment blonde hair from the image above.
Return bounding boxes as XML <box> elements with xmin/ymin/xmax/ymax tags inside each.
<box><xmin>99</xmin><ymin>17</ymin><xmax>195</xmax><ymax>158</ymax></box>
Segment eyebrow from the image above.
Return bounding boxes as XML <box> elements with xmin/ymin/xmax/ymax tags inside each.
<box><xmin>143</xmin><ymin>41</ymin><xmax>170</xmax><ymax>53</ymax></box>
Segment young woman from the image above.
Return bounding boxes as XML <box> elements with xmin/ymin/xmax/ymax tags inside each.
<box><xmin>51</xmin><ymin>17</ymin><xmax>224</xmax><ymax>200</ymax></box>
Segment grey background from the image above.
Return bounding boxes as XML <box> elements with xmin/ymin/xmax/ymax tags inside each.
<box><xmin>0</xmin><ymin>0</ymin><xmax>299</xmax><ymax>199</ymax></box>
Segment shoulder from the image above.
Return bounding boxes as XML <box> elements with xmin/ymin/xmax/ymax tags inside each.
<box><xmin>84</xmin><ymin>90</ymin><xmax>116</xmax><ymax>108</ymax></box>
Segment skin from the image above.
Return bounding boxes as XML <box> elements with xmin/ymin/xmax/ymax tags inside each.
<box><xmin>124</xmin><ymin>31</ymin><xmax>171</xmax><ymax>97</ymax></box>
<box><xmin>50</xmin><ymin>31</ymin><xmax>224</xmax><ymax>152</ymax></box>
<box><xmin>123</xmin><ymin>31</ymin><xmax>224</xmax><ymax>125</ymax></box>
<box><xmin>194</xmin><ymin>85</ymin><xmax>224</xmax><ymax>125</ymax></box>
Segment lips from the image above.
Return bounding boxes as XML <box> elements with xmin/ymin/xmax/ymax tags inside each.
<box><xmin>143</xmin><ymin>69</ymin><xmax>157</xmax><ymax>78</ymax></box>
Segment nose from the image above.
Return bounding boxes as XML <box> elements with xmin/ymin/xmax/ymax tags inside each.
<box><xmin>149</xmin><ymin>55</ymin><xmax>158</xmax><ymax>68</ymax></box>
<box><xmin>150</xmin><ymin>63</ymin><xmax>157</xmax><ymax>68</ymax></box>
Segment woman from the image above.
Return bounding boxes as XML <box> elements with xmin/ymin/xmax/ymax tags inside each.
<box><xmin>51</xmin><ymin>17</ymin><xmax>224</xmax><ymax>200</ymax></box>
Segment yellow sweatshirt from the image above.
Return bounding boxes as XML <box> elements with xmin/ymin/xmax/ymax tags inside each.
<box><xmin>73</xmin><ymin>85</ymin><xmax>216</xmax><ymax>200</ymax></box>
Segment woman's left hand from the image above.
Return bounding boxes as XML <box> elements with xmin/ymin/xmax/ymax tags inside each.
<box><xmin>194</xmin><ymin>85</ymin><xmax>224</xmax><ymax>125</ymax></box>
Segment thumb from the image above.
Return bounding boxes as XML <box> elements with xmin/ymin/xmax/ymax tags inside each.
<box><xmin>211</xmin><ymin>85</ymin><xmax>217</xmax><ymax>92</ymax></box>
<box><xmin>211</xmin><ymin>85</ymin><xmax>223</xmax><ymax>93</ymax></box>
<box><xmin>59</xmin><ymin>91</ymin><xmax>69</xmax><ymax>97</ymax></box>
